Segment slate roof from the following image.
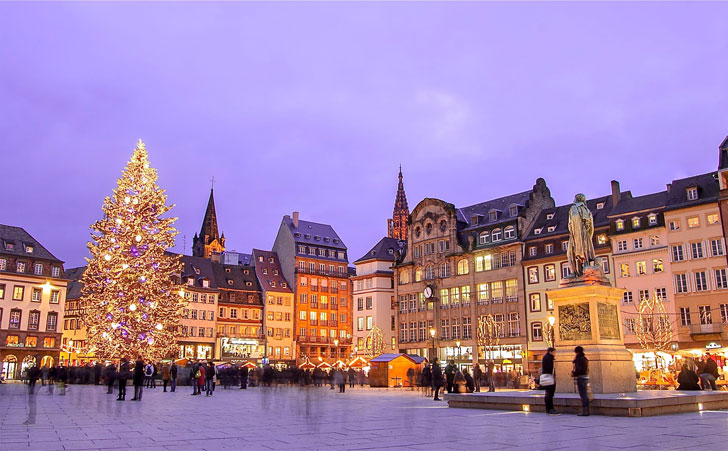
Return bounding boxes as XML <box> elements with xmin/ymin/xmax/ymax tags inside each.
<box><xmin>457</xmin><ymin>190</ymin><xmax>532</xmax><ymax>230</ymax></box>
<box><xmin>719</xmin><ymin>136</ymin><xmax>728</xmax><ymax>170</ymax></box>
<box><xmin>251</xmin><ymin>249</ymin><xmax>293</xmax><ymax>294</ymax></box>
<box><xmin>370</xmin><ymin>353</ymin><xmax>415</xmax><ymax>363</ymax></box>
<box><xmin>64</xmin><ymin>266</ymin><xmax>86</xmax><ymax>300</ymax></box>
<box><xmin>354</xmin><ymin>237</ymin><xmax>406</xmax><ymax>263</ymax></box>
<box><xmin>607</xmin><ymin>191</ymin><xmax>667</xmax><ymax>217</ymax></box>
<box><xmin>524</xmin><ymin>194</ymin><xmax>620</xmax><ymax>241</ymax></box>
<box><xmin>211</xmin><ymin>262</ymin><xmax>262</xmax><ymax>304</ymax></box>
<box><xmin>665</xmin><ymin>172</ymin><xmax>720</xmax><ymax>210</ymax></box>
<box><xmin>180</xmin><ymin>255</ymin><xmax>219</xmax><ymax>289</ymax></box>
<box><xmin>407</xmin><ymin>355</ymin><xmax>428</xmax><ymax>364</ymax></box>
<box><xmin>0</xmin><ymin>224</ymin><xmax>63</xmax><ymax>263</ymax></box>
<box><xmin>283</xmin><ymin>216</ymin><xmax>347</xmax><ymax>250</ymax></box>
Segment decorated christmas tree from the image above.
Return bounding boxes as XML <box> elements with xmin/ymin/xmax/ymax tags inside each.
<box><xmin>81</xmin><ymin>139</ymin><xmax>183</xmax><ymax>361</ymax></box>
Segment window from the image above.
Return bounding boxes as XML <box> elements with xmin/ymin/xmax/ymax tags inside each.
<box><xmin>504</xmin><ymin>226</ymin><xmax>515</xmax><ymax>239</ymax></box>
<box><xmin>648</xmin><ymin>214</ymin><xmax>657</xmax><ymax>226</ymax></box>
<box><xmin>230</xmin><ymin>309</ymin><xmax>238</xmax><ymax>319</ymax></box>
<box><xmin>477</xmin><ymin>284</ymin><xmax>488</xmax><ymax>303</ymax></box>
<box><xmin>219</xmin><ymin>307</ymin><xmax>226</xmax><ymax>317</ymax></box>
<box><xmin>357</xmin><ymin>298</ymin><xmax>364</xmax><ymax>311</ymax></box>
<box><xmin>695</xmin><ymin>271</ymin><xmax>708</xmax><ymax>291</ymax></box>
<box><xmin>34</xmin><ymin>263</ymin><xmax>43</xmax><ymax>275</ymax></box>
<box><xmin>561</xmin><ymin>263</ymin><xmax>572</xmax><ymax>279</ymax></box>
<box><xmin>0</xmin><ymin>284</ymin><xmax>4</xmax><ymax>299</ymax></box>
<box><xmin>491</xmin><ymin>229</ymin><xmax>502</xmax><ymax>242</ymax></box>
<box><xmin>529</xmin><ymin>247</ymin><xmax>537</xmax><ymax>257</ymax></box>
<box><xmin>632</xmin><ymin>217</ymin><xmax>641</xmax><ymax>229</ymax></box>
<box><xmin>530</xmin><ymin>293</ymin><xmax>541</xmax><ymax>312</ymax></box>
<box><xmin>624</xmin><ymin>318</ymin><xmax>636</xmax><ymax>335</ymax></box>
<box><xmin>687</xmin><ymin>187</ymin><xmax>698</xmax><ymax>201</ymax></box>
<box><xmin>721</xmin><ymin>304</ymin><xmax>728</xmax><ymax>324</ymax></box>
<box><xmin>545</xmin><ymin>244</ymin><xmax>554</xmax><ymax>254</ymax></box>
<box><xmin>531</xmin><ymin>323</ymin><xmax>543</xmax><ymax>341</ymax></box>
<box><xmin>28</xmin><ymin>311</ymin><xmax>40</xmax><ymax>330</ymax></box>
<box><xmin>638</xmin><ymin>290</ymin><xmax>650</xmax><ymax>302</ymax></box>
<box><xmin>489</xmin><ymin>211</ymin><xmax>498</xmax><ymax>222</ymax></box>
<box><xmin>0</xmin><ymin>259</ymin><xmax>5</xmax><ymax>270</ymax></box>
<box><xmin>25</xmin><ymin>336</ymin><xmax>37</xmax><ymax>347</ymax></box>
<box><xmin>707</xmin><ymin>213</ymin><xmax>719</xmax><ymax>225</ymax></box>
<box><xmin>711</xmin><ymin>239</ymin><xmax>725</xmax><ymax>257</ymax></box>
<box><xmin>687</xmin><ymin>217</ymin><xmax>700</xmax><ymax>228</ymax></box>
<box><xmin>425</xmin><ymin>265</ymin><xmax>435</xmax><ymax>280</ymax></box>
<box><xmin>357</xmin><ymin>317</ymin><xmax>364</xmax><ymax>331</ymax></box>
<box><xmin>633</xmin><ymin>238</ymin><xmax>643</xmax><ymax>249</ymax></box>
<box><xmin>691</xmin><ymin>242</ymin><xmax>704</xmax><ymax>259</ymax></box>
<box><xmin>671</xmin><ymin>245</ymin><xmax>684</xmax><ymax>262</ymax></box>
<box><xmin>366</xmin><ymin>297</ymin><xmax>373</xmax><ymax>309</ymax></box>
<box><xmin>527</xmin><ymin>267</ymin><xmax>539</xmax><ymax>284</ymax></box>
<box><xmin>675</xmin><ymin>274</ymin><xmax>688</xmax><ymax>293</ymax></box>
<box><xmin>491</xmin><ymin>281</ymin><xmax>504</xmax><ymax>302</ymax></box>
<box><xmin>510</xmin><ymin>205</ymin><xmax>518</xmax><ymax>217</ymax></box>
<box><xmin>475</xmin><ymin>255</ymin><xmax>491</xmax><ymax>272</ymax></box>
<box><xmin>636</xmin><ymin>261</ymin><xmax>646</xmax><ymax>276</ymax></box>
<box><xmin>617</xmin><ymin>240</ymin><xmax>628</xmax><ymax>252</ymax></box>
<box><xmin>32</xmin><ymin>288</ymin><xmax>42</xmax><ymax>302</ymax></box>
<box><xmin>616</xmin><ymin>220</ymin><xmax>625</xmax><ymax>231</ymax></box>
<box><xmin>46</xmin><ymin>312</ymin><xmax>58</xmax><ymax>331</ymax></box>
<box><xmin>457</xmin><ymin>259</ymin><xmax>469</xmax><ymax>275</ymax></box>
<box><xmin>13</xmin><ymin>286</ymin><xmax>24</xmax><ymax>301</ymax></box>
<box><xmin>399</xmin><ymin>270</ymin><xmax>409</xmax><ymax>284</ymax></box>
<box><xmin>366</xmin><ymin>316</ymin><xmax>373</xmax><ymax>330</ymax></box>
<box><xmin>650</xmin><ymin>235</ymin><xmax>660</xmax><ymax>247</ymax></box>
<box><xmin>451</xmin><ymin>287</ymin><xmax>460</xmax><ymax>304</ymax></box>
<box><xmin>652</xmin><ymin>259</ymin><xmax>663</xmax><ymax>273</ymax></box>
<box><xmin>599</xmin><ymin>256</ymin><xmax>610</xmax><ymax>274</ymax></box>
<box><xmin>438</xmin><ymin>263</ymin><xmax>450</xmax><ymax>278</ymax></box>
<box><xmin>505</xmin><ymin>279</ymin><xmax>518</xmax><ymax>301</ymax></box>
<box><xmin>620</xmin><ymin>263</ymin><xmax>630</xmax><ymax>277</ymax></box>
<box><xmin>699</xmin><ymin>305</ymin><xmax>712</xmax><ymax>325</ymax></box>
<box><xmin>534</xmin><ymin>228</ymin><xmax>542</xmax><ymax>235</ymax></box>
<box><xmin>669</xmin><ymin>220</ymin><xmax>680</xmax><ymax>231</ymax></box>
<box><xmin>415</xmin><ymin>268</ymin><xmax>422</xmax><ymax>282</ymax></box>
<box><xmin>655</xmin><ymin>288</ymin><xmax>667</xmax><ymax>300</ymax></box>
<box><xmin>16</xmin><ymin>261</ymin><xmax>25</xmax><ymax>273</ymax></box>
<box><xmin>508</xmin><ymin>312</ymin><xmax>519</xmax><ymax>337</ymax></box>
<box><xmin>680</xmin><ymin>307</ymin><xmax>691</xmax><ymax>326</ymax></box>
<box><xmin>544</xmin><ymin>265</ymin><xmax>556</xmax><ymax>282</ymax></box>
<box><xmin>479</xmin><ymin>232</ymin><xmax>489</xmax><ymax>245</ymax></box>
<box><xmin>597</xmin><ymin>234</ymin><xmax>607</xmax><ymax>245</ymax></box>
<box><xmin>622</xmin><ymin>291</ymin><xmax>633</xmax><ymax>304</ymax></box>
<box><xmin>716</xmin><ymin>269</ymin><xmax>728</xmax><ymax>289</ymax></box>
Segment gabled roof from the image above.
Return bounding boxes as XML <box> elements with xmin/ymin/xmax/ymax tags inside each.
<box><xmin>457</xmin><ymin>190</ymin><xmax>531</xmax><ymax>229</ymax></box>
<box><xmin>211</xmin><ymin>261</ymin><xmax>261</xmax><ymax>301</ymax></box>
<box><xmin>251</xmin><ymin>249</ymin><xmax>292</xmax><ymax>294</ymax></box>
<box><xmin>65</xmin><ymin>266</ymin><xmax>86</xmax><ymax>300</ymax></box>
<box><xmin>355</xmin><ymin>237</ymin><xmax>406</xmax><ymax>263</ymax></box>
<box><xmin>608</xmin><ymin>191</ymin><xmax>667</xmax><ymax>217</ymax></box>
<box><xmin>665</xmin><ymin>172</ymin><xmax>719</xmax><ymax>211</ymax></box>
<box><xmin>524</xmin><ymin>194</ymin><xmax>618</xmax><ymax>241</ymax></box>
<box><xmin>0</xmin><ymin>224</ymin><xmax>63</xmax><ymax>263</ymax></box>
<box><xmin>282</xmin><ymin>216</ymin><xmax>347</xmax><ymax>250</ymax></box>
<box><xmin>180</xmin><ymin>255</ymin><xmax>218</xmax><ymax>289</ymax></box>
<box><xmin>407</xmin><ymin>355</ymin><xmax>428</xmax><ymax>364</ymax></box>
<box><xmin>370</xmin><ymin>353</ymin><xmax>416</xmax><ymax>363</ymax></box>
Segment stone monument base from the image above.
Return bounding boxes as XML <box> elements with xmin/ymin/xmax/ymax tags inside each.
<box><xmin>554</xmin><ymin>344</ymin><xmax>637</xmax><ymax>394</ymax></box>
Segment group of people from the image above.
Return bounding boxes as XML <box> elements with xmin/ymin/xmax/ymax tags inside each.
<box><xmin>18</xmin><ymin>364</ymin><xmax>71</xmax><ymax>395</ymax></box>
<box><xmin>676</xmin><ymin>353</ymin><xmax>722</xmax><ymax>391</ymax></box>
<box><xmin>538</xmin><ymin>346</ymin><xmax>591</xmax><ymax>417</ymax></box>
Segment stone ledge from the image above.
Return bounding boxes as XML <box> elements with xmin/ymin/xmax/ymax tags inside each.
<box><xmin>444</xmin><ymin>390</ymin><xmax>728</xmax><ymax>417</ymax></box>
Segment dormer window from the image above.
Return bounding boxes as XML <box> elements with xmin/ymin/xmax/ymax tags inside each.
<box><xmin>25</xmin><ymin>245</ymin><xmax>34</xmax><ymax>253</ymax></box>
<box><xmin>246</xmin><ymin>281</ymin><xmax>252</xmax><ymax>287</ymax></box>
<box><xmin>263</xmin><ymin>269</ymin><xmax>268</xmax><ymax>275</ymax></box>
<box><xmin>304</xmin><ymin>234</ymin><xmax>311</xmax><ymax>239</ymax></box>
<box><xmin>388</xmin><ymin>248</ymin><xmax>394</xmax><ymax>255</ymax></box>
<box><xmin>269</xmin><ymin>257</ymin><xmax>274</xmax><ymax>263</ymax></box>
<box><xmin>202</xmin><ymin>280</ymin><xmax>209</xmax><ymax>288</ymax></box>
<box><xmin>243</xmin><ymin>269</ymin><xmax>249</xmax><ymax>275</ymax></box>
<box><xmin>314</xmin><ymin>235</ymin><xmax>321</xmax><ymax>241</ymax></box>
<box><xmin>546</xmin><ymin>213</ymin><xmax>554</xmax><ymax>220</ymax></box>
<box><xmin>6</xmin><ymin>242</ymin><xmax>14</xmax><ymax>251</ymax></box>
<box><xmin>271</xmin><ymin>281</ymin><xmax>276</xmax><ymax>287</ymax></box>
<box><xmin>489</xmin><ymin>211</ymin><xmax>498</xmax><ymax>222</ymax></box>
<box><xmin>471</xmin><ymin>215</ymin><xmax>479</xmax><ymax>226</ymax></box>
<box><xmin>187</xmin><ymin>278</ymin><xmax>194</xmax><ymax>286</ymax></box>
<box><xmin>258</xmin><ymin>256</ymin><xmax>264</xmax><ymax>262</ymax></box>
<box><xmin>281</xmin><ymin>282</ymin><xmax>287</xmax><ymax>288</ymax></box>
<box><xmin>596</xmin><ymin>202</ymin><xmax>605</xmax><ymax>210</ymax></box>
<box><xmin>225</xmin><ymin>268</ymin><xmax>231</xmax><ymax>273</ymax></box>
<box><xmin>648</xmin><ymin>214</ymin><xmax>657</xmax><ymax>226</ymax></box>
<box><xmin>323</xmin><ymin>237</ymin><xmax>330</xmax><ymax>242</ymax></box>
<box><xmin>534</xmin><ymin>228</ymin><xmax>542</xmax><ymax>235</ymax></box>
<box><xmin>597</xmin><ymin>234</ymin><xmax>607</xmax><ymax>244</ymax></box>
<box><xmin>504</xmin><ymin>225</ymin><xmax>516</xmax><ymax>239</ymax></box>
<box><xmin>273</xmin><ymin>270</ymin><xmax>279</xmax><ymax>275</ymax></box>
<box><xmin>509</xmin><ymin>205</ymin><xmax>518</xmax><ymax>217</ymax></box>
<box><xmin>294</xmin><ymin>232</ymin><xmax>301</xmax><ymax>238</ymax></box>
<box><xmin>687</xmin><ymin>187</ymin><xmax>698</xmax><ymax>201</ymax></box>
<box><xmin>333</xmin><ymin>239</ymin><xmax>339</xmax><ymax>244</ymax></box>
<box><xmin>547</xmin><ymin>226</ymin><xmax>556</xmax><ymax>233</ymax></box>
<box><xmin>479</xmin><ymin>231</ymin><xmax>490</xmax><ymax>245</ymax></box>
<box><xmin>227</xmin><ymin>280</ymin><xmax>234</xmax><ymax>286</ymax></box>
<box><xmin>616</xmin><ymin>220</ymin><xmax>625</xmax><ymax>231</ymax></box>
<box><xmin>491</xmin><ymin>228</ymin><xmax>502</xmax><ymax>241</ymax></box>
<box><xmin>632</xmin><ymin>217</ymin><xmax>640</xmax><ymax>229</ymax></box>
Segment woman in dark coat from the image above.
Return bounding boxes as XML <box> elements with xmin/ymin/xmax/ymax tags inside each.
<box><xmin>431</xmin><ymin>358</ymin><xmax>445</xmax><ymax>401</ymax></box>
<box><xmin>677</xmin><ymin>364</ymin><xmax>701</xmax><ymax>390</ymax></box>
<box><xmin>117</xmin><ymin>359</ymin><xmax>129</xmax><ymax>400</ymax></box>
<box><xmin>132</xmin><ymin>357</ymin><xmax>145</xmax><ymax>401</ymax></box>
<box><xmin>105</xmin><ymin>363</ymin><xmax>117</xmax><ymax>394</ymax></box>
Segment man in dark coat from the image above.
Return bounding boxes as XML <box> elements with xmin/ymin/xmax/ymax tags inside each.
<box><xmin>27</xmin><ymin>365</ymin><xmax>40</xmax><ymax>394</ymax></box>
<box><xmin>472</xmin><ymin>364</ymin><xmax>482</xmax><ymax>392</ymax></box>
<box><xmin>700</xmin><ymin>354</ymin><xmax>719</xmax><ymax>390</ymax></box>
<box><xmin>105</xmin><ymin>363</ymin><xmax>117</xmax><ymax>394</ymax></box>
<box><xmin>541</xmin><ymin>347</ymin><xmax>558</xmax><ymax>415</ymax></box>
<box><xmin>132</xmin><ymin>357</ymin><xmax>145</xmax><ymax>401</ymax></box>
<box><xmin>170</xmin><ymin>362</ymin><xmax>178</xmax><ymax>392</ymax></box>
<box><xmin>347</xmin><ymin>368</ymin><xmax>356</xmax><ymax>388</ymax></box>
<box><xmin>240</xmin><ymin>365</ymin><xmax>249</xmax><ymax>389</ymax></box>
<box><xmin>677</xmin><ymin>364</ymin><xmax>701</xmax><ymax>390</ymax></box>
<box><xmin>117</xmin><ymin>359</ymin><xmax>129</xmax><ymax>400</ymax></box>
<box><xmin>444</xmin><ymin>360</ymin><xmax>457</xmax><ymax>393</ymax></box>
<box><xmin>572</xmin><ymin>346</ymin><xmax>589</xmax><ymax>416</ymax></box>
<box><xmin>94</xmin><ymin>363</ymin><xmax>103</xmax><ymax>385</ymax></box>
<box><xmin>431</xmin><ymin>358</ymin><xmax>445</xmax><ymax>401</ymax></box>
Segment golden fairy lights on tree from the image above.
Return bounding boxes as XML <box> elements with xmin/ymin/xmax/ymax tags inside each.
<box><xmin>477</xmin><ymin>314</ymin><xmax>501</xmax><ymax>361</ymax></box>
<box><xmin>81</xmin><ymin>140</ymin><xmax>183</xmax><ymax>361</ymax></box>
<box><xmin>365</xmin><ymin>325</ymin><xmax>385</xmax><ymax>358</ymax></box>
<box><xmin>636</xmin><ymin>292</ymin><xmax>673</xmax><ymax>369</ymax></box>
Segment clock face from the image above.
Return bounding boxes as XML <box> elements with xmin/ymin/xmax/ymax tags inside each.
<box><xmin>424</xmin><ymin>286</ymin><xmax>433</xmax><ymax>299</ymax></box>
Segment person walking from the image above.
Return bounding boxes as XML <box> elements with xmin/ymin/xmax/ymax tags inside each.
<box><xmin>117</xmin><ymin>359</ymin><xmax>129</xmax><ymax>400</ymax></box>
<box><xmin>144</xmin><ymin>362</ymin><xmax>154</xmax><ymax>388</ymax></box>
<box><xmin>444</xmin><ymin>360</ymin><xmax>457</xmax><ymax>394</ymax></box>
<box><xmin>406</xmin><ymin>367</ymin><xmax>415</xmax><ymax>390</ymax></box>
<box><xmin>432</xmin><ymin>358</ymin><xmax>445</xmax><ymax>401</ymax></box>
<box><xmin>335</xmin><ymin>368</ymin><xmax>346</xmax><ymax>393</ymax></box>
<box><xmin>161</xmin><ymin>363</ymin><xmax>171</xmax><ymax>392</ymax></box>
<box><xmin>572</xmin><ymin>346</ymin><xmax>589</xmax><ymax>416</ymax></box>
<box><xmin>487</xmin><ymin>360</ymin><xmax>496</xmax><ymax>392</ymax></box>
<box><xmin>191</xmin><ymin>361</ymin><xmax>201</xmax><ymax>395</ymax></box>
<box><xmin>132</xmin><ymin>357</ymin><xmax>145</xmax><ymax>401</ymax></box>
<box><xmin>347</xmin><ymin>367</ymin><xmax>356</xmax><ymax>388</ymax></box>
<box><xmin>170</xmin><ymin>362</ymin><xmax>178</xmax><ymax>392</ymax></box>
<box><xmin>677</xmin><ymin>363</ymin><xmax>701</xmax><ymax>390</ymax></box>
<box><xmin>472</xmin><ymin>364</ymin><xmax>482</xmax><ymax>393</ymax></box>
<box><xmin>105</xmin><ymin>363</ymin><xmax>117</xmax><ymax>394</ymax></box>
<box><xmin>240</xmin><ymin>365</ymin><xmax>249</xmax><ymax>389</ymax></box>
<box><xmin>56</xmin><ymin>365</ymin><xmax>68</xmax><ymax>395</ymax></box>
<box><xmin>205</xmin><ymin>362</ymin><xmax>215</xmax><ymax>396</ymax></box>
<box><xmin>700</xmin><ymin>354</ymin><xmax>719</xmax><ymax>391</ymax></box>
<box><xmin>541</xmin><ymin>347</ymin><xmax>558</xmax><ymax>415</ymax></box>
<box><xmin>41</xmin><ymin>365</ymin><xmax>49</xmax><ymax>387</ymax></box>
<box><xmin>197</xmin><ymin>364</ymin><xmax>206</xmax><ymax>395</ymax></box>
<box><xmin>27</xmin><ymin>365</ymin><xmax>40</xmax><ymax>394</ymax></box>
<box><xmin>421</xmin><ymin>363</ymin><xmax>432</xmax><ymax>397</ymax></box>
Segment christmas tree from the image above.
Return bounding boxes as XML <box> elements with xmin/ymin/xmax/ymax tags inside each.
<box><xmin>81</xmin><ymin>139</ymin><xmax>183</xmax><ymax>361</ymax></box>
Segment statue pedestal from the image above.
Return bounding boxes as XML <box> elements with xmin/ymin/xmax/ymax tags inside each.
<box><xmin>547</xmin><ymin>283</ymin><xmax>637</xmax><ymax>394</ymax></box>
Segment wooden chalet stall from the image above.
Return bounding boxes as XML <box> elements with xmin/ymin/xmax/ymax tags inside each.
<box><xmin>368</xmin><ymin>353</ymin><xmax>419</xmax><ymax>387</ymax></box>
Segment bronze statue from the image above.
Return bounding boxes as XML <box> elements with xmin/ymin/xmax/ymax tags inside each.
<box><xmin>567</xmin><ymin>193</ymin><xmax>595</xmax><ymax>277</ymax></box>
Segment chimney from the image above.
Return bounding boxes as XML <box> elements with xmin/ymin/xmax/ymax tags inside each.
<box><xmin>292</xmin><ymin>211</ymin><xmax>299</xmax><ymax>228</ymax></box>
<box><xmin>611</xmin><ymin>180</ymin><xmax>621</xmax><ymax>208</ymax></box>
<box><xmin>666</xmin><ymin>183</ymin><xmax>672</xmax><ymax>192</ymax></box>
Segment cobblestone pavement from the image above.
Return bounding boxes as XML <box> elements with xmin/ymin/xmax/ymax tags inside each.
<box><xmin>1</xmin><ymin>383</ymin><xmax>728</xmax><ymax>450</ymax></box>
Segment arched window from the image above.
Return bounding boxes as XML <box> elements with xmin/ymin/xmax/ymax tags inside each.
<box><xmin>479</xmin><ymin>231</ymin><xmax>489</xmax><ymax>245</ymax></box>
<box><xmin>415</xmin><ymin>267</ymin><xmax>423</xmax><ymax>282</ymax></box>
<box><xmin>457</xmin><ymin>259</ymin><xmax>469</xmax><ymax>275</ymax></box>
<box><xmin>424</xmin><ymin>265</ymin><xmax>434</xmax><ymax>280</ymax></box>
<box><xmin>399</xmin><ymin>270</ymin><xmax>410</xmax><ymax>284</ymax></box>
<box><xmin>491</xmin><ymin>228</ymin><xmax>502</xmax><ymax>241</ymax></box>
<box><xmin>504</xmin><ymin>226</ymin><xmax>515</xmax><ymax>239</ymax></box>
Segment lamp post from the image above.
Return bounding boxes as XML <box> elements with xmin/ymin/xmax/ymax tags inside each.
<box><xmin>456</xmin><ymin>340</ymin><xmax>461</xmax><ymax>369</ymax></box>
<box><xmin>430</xmin><ymin>328</ymin><xmax>436</xmax><ymax>362</ymax></box>
<box><xmin>333</xmin><ymin>338</ymin><xmax>339</xmax><ymax>365</ymax></box>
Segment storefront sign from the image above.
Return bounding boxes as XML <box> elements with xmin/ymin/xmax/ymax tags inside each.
<box><xmin>221</xmin><ymin>337</ymin><xmax>261</xmax><ymax>359</ymax></box>
<box><xmin>7</xmin><ymin>343</ymin><xmax>25</xmax><ymax>348</ymax></box>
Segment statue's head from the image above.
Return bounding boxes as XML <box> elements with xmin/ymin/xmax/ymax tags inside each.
<box><xmin>574</xmin><ymin>193</ymin><xmax>586</xmax><ymax>203</ymax></box>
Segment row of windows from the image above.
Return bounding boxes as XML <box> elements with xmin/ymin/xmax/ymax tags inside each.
<box><xmin>618</xmin><ymin>259</ymin><xmax>663</xmax><ymax>278</ymax></box>
<box><xmin>217</xmin><ymin>325</ymin><xmax>261</xmax><ymax>336</ymax></box>
<box><xmin>670</xmin><ymin>239</ymin><xmax>725</xmax><ymax>262</ymax></box>
<box><xmin>297</xmin><ymin>328</ymin><xmax>348</xmax><ymax>339</ymax></box>
<box><xmin>401</xmin><ymin>252</ymin><xmax>519</xmax><ymax>284</ymax></box>
<box><xmin>477</xmin><ymin>226</ymin><xmax>516</xmax><ymax>245</ymax></box>
<box><xmin>0</xmin><ymin>259</ymin><xmax>61</xmax><ymax>277</ymax></box>
<box><xmin>180</xmin><ymin>326</ymin><xmax>214</xmax><ymax>337</ymax></box>
<box><xmin>615</xmin><ymin>235</ymin><xmax>662</xmax><ymax>252</ymax></box>
<box><xmin>356</xmin><ymin>316</ymin><xmax>374</xmax><ymax>331</ymax></box>
<box><xmin>296</xmin><ymin>246</ymin><xmax>346</xmax><ymax>261</ymax></box>
<box><xmin>1</xmin><ymin>308</ymin><xmax>58</xmax><ymax>331</ymax></box>
<box><xmin>298</xmin><ymin>311</ymin><xmax>347</xmax><ymax>324</ymax></box>
<box><xmin>667</xmin><ymin>213</ymin><xmax>720</xmax><ymax>231</ymax></box>
<box><xmin>621</xmin><ymin>288</ymin><xmax>668</xmax><ymax>304</ymax></box>
<box><xmin>357</xmin><ymin>297</ymin><xmax>373</xmax><ymax>310</ymax></box>
<box><xmin>676</xmin><ymin>305</ymin><xmax>728</xmax><ymax>326</ymax></box>
<box><xmin>266</xmin><ymin>346</ymin><xmax>291</xmax><ymax>356</ymax></box>
<box><xmin>217</xmin><ymin>307</ymin><xmax>261</xmax><ymax>320</ymax></box>
<box><xmin>267</xmin><ymin>295</ymin><xmax>291</xmax><ymax>306</ymax></box>
<box><xmin>266</xmin><ymin>327</ymin><xmax>291</xmax><ymax>338</ymax></box>
<box><xmin>297</xmin><ymin>294</ymin><xmax>347</xmax><ymax>307</ymax></box>
<box><xmin>399</xmin><ymin>317</ymin><xmax>477</xmax><ymax>342</ymax></box>
<box><xmin>0</xmin><ymin>285</ymin><xmax>61</xmax><ymax>303</ymax></box>
<box><xmin>674</xmin><ymin>269</ymin><xmax>728</xmax><ymax>294</ymax></box>
<box><xmin>615</xmin><ymin>214</ymin><xmax>659</xmax><ymax>231</ymax></box>
<box><xmin>5</xmin><ymin>335</ymin><xmax>56</xmax><ymax>348</ymax></box>
<box><xmin>266</xmin><ymin>311</ymin><xmax>292</xmax><ymax>322</ymax></box>
<box><xmin>528</xmin><ymin>258</ymin><xmax>610</xmax><ymax>284</ymax></box>
<box><xmin>299</xmin><ymin>275</ymin><xmax>348</xmax><ymax>289</ymax></box>
<box><xmin>182</xmin><ymin>291</ymin><xmax>216</xmax><ymax>304</ymax></box>
<box><xmin>412</xmin><ymin>239</ymin><xmax>450</xmax><ymax>258</ymax></box>
<box><xmin>182</xmin><ymin>309</ymin><xmax>215</xmax><ymax>321</ymax></box>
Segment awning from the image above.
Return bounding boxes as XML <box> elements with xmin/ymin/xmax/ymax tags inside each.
<box><xmin>347</xmin><ymin>356</ymin><xmax>369</xmax><ymax>368</ymax></box>
<box><xmin>298</xmin><ymin>361</ymin><xmax>316</xmax><ymax>369</ymax></box>
<box><xmin>317</xmin><ymin>362</ymin><xmax>332</xmax><ymax>369</ymax></box>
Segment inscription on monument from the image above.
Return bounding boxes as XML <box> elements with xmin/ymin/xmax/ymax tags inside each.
<box><xmin>558</xmin><ymin>302</ymin><xmax>592</xmax><ymax>341</ymax></box>
<box><xmin>597</xmin><ymin>302</ymin><xmax>620</xmax><ymax>339</ymax></box>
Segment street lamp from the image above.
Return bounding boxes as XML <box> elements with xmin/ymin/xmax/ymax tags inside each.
<box><xmin>429</xmin><ymin>328</ymin><xmax>436</xmax><ymax>362</ymax></box>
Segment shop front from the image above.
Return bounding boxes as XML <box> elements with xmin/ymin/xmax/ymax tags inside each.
<box><xmin>178</xmin><ymin>342</ymin><xmax>214</xmax><ymax>361</ymax></box>
<box><xmin>218</xmin><ymin>337</ymin><xmax>263</xmax><ymax>362</ymax></box>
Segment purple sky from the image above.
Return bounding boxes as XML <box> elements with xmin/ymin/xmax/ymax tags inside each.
<box><xmin>2</xmin><ymin>2</ymin><xmax>728</xmax><ymax>268</ymax></box>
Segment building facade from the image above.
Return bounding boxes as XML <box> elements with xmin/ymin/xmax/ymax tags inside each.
<box><xmin>522</xmin><ymin>186</ymin><xmax>620</xmax><ymax>371</ymax></box>
<box><xmin>60</xmin><ymin>266</ymin><xmax>94</xmax><ymax>365</ymax></box>
<box><xmin>352</xmin><ymin>237</ymin><xmax>404</xmax><ymax>357</ymax></box>
<box><xmin>273</xmin><ymin>212</ymin><xmax>352</xmax><ymax>364</ymax></box>
<box><xmin>252</xmin><ymin>249</ymin><xmax>295</xmax><ymax>366</ymax></box>
<box><xmin>718</xmin><ymin>136</ymin><xmax>728</xmax><ymax>263</ymax></box>
<box><xmin>0</xmin><ymin>225</ymin><xmax>67</xmax><ymax>379</ymax></box>
<box><xmin>395</xmin><ymin>178</ymin><xmax>554</xmax><ymax>374</ymax></box>
<box><xmin>192</xmin><ymin>188</ymin><xmax>225</xmax><ymax>258</ymax></box>
<box><xmin>664</xmin><ymin>173</ymin><xmax>728</xmax><ymax>353</ymax></box>
<box><xmin>178</xmin><ymin>255</ymin><xmax>219</xmax><ymax>360</ymax></box>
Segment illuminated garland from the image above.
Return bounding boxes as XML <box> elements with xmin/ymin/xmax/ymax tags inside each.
<box><xmin>365</xmin><ymin>325</ymin><xmax>385</xmax><ymax>358</ymax></box>
<box><xmin>477</xmin><ymin>314</ymin><xmax>501</xmax><ymax>360</ymax></box>
<box><xmin>80</xmin><ymin>140</ymin><xmax>183</xmax><ymax>361</ymax></box>
<box><xmin>635</xmin><ymin>293</ymin><xmax>673</xmax><ymax>369</ymax></box>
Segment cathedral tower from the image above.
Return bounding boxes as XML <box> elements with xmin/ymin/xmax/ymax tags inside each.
<box><xmin>388</xmin><ymin>165</ymin><xmax>409</xmax><ymax>240</ymax></box>
<box><xmin>192</xmin><ymin>188</ymin><xmax>226</xmax><ymax>258</ymax></box>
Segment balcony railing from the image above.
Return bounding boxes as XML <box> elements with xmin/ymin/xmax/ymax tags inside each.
<box><xmin>295</xmin><ymin>267</ymin><xmax>349</xmax><ymax>279</ymax></box>
<box><xmin>296</xmin><ymin>336</ymin><xmax>352</xmax><ymax>344</ymax></box>
<box><xmin>689</xmin><ymin>324</ymin><xmax>725</xmax><ymax>335</ymax></box>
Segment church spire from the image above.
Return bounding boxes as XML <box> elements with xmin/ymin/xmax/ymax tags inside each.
<box><xmin>388</xmin><ymin>165</ymin><xmax>409</xmax><ymax>240</ymax></box>
<box><xmin>192</xmin><ymin>187</ymin><xmax>226</xmax><ymax>258</ymax></box>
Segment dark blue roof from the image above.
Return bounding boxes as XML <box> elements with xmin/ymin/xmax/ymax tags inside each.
<box><xmin>355</xmin><ymin>237</ymin><xmax>406</xmax><ymax>263</ymax></box>
<box><xmin>665</xmin><ymin>172</ymin><xmax>719</xmax><ymax>211</ymax></box>
<box><xmin>283</xmin><ymin>216</ymin><xmax>347</xmax><ymax>250</ymax></box>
